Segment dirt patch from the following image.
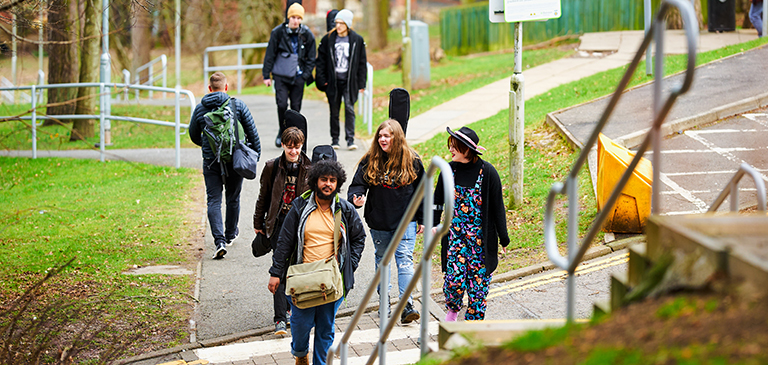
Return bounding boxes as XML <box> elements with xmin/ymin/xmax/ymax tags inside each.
<box><xmin>444</xmin><ymin>292</ymin><xmax>768</xmax><ymax>364</ymax></box>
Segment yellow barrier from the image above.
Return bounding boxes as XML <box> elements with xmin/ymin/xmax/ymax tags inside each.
<box><xmin>597</xmin><ymin>133</ymin><xmax>653</xmax><ymax>233</ymax></box>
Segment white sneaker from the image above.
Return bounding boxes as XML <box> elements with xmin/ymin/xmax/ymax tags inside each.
<box><xmin>347</xmin><ymin>144</ymin><xmax>358</xmax><ymax>151</ymax></box>
<box><xmin>332</xmin><ymin>144</ymin><xmax>340</xmax><ymax>150</ymax></box>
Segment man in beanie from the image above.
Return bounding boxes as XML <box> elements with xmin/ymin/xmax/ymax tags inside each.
<box><xmin>263</xmin><ymin>3</ymin><xmax>316</xmax><ymax>148</ymax></box>
<box><xmin>315</xmin><ymin>8</ymin><xmax>367</xmax><ymax>151</ymax></box>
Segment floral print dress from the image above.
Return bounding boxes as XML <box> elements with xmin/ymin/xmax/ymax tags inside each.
<box><xmin>443</xmin><ymin>168</ymin><xmax>492</xmax><ymax>320</ymax></box>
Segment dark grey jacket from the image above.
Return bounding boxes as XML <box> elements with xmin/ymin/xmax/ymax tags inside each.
<box><xmin>269</xmin><ymin>191</ymin><xmax>366</xmax><ymax>296</ymax></box>
<box><xmin>263</xmin><ymin>23</ymin><xmax>316</xmax><ymax>86</ymax></box>
<box><xmin>188</xmin><ymin>92</ymin><xmax>261</xmax><ymax>160</ymax></box>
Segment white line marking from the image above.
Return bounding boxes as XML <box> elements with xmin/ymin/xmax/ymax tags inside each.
<box><xmin>659</xmin><ymin>173</ymin><xmax>709</xmax><ymax>213</ymax></box>
<box><xmin>685</xmin><ymin>131</ymin><xmax>768</xmax><ymax>182</ymax></box>
<box><xmin>688</xmin><ymin>129</ymin><xmax>767</xmax><ymax>134</ymax></box>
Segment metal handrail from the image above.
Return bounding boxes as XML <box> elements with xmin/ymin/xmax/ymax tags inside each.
<box><xmin>543</xmin><ymin>0</ymin><xmax>698</xmax><ymax>322</ymax></box>
<box><xmin>708</xmin><ymin>163</ymin><xmax>767</xmax><ymax>212</ymax></box>
<box><xmin>327</xmin><ymin>157</ymin><xmax>455</xmax><ymax>365</ymax></box>
<box><xmin>357</xmin><ymin>63</ymin><xmax>374</xmax><ymax>134</ymax></box>
<box><xmin>203</xmin><ymin>43</ymin><xmax>268</xmax><ymax>95</ymax></box>
<box><xmin>0</xmin><ymin>83</ymin><xmax>196</xmax><ymax>168</ymax></box>
<box><xmin>134</xmin><ymin>55</ymin><xmax>168</xmax><ymax>99</ymax></box>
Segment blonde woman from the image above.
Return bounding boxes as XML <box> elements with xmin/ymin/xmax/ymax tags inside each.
<box><xmin>348</xmin><ymin>119</ymin><xmax>424</xmax><ymax>323</ymax></box>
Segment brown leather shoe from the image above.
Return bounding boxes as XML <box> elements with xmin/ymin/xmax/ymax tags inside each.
<box><xmin>295</xmin><ymin>355</ymin><xmax>309</xmax><ymax>365</ymax></box>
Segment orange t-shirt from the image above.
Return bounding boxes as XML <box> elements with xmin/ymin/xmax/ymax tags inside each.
<box><xmin>303</xmin><ymin>203</ymin><xmax>335</xmax><ymax>263</ymax></box>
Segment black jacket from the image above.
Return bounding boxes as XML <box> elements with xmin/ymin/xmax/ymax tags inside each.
<box><xmin>269</xmin><ymin>191</ymin><xmax>366</xmax><ymax>295</ymax></box>
<box><xmin>315</xmin><ymin>29</ymin><xmax>367</xmax><ymax>103</ymax></box>
<box><xmin>347</xmin><ymin>156</ymin><xmax>424</xmax><ymax>231</ymax></box>
<box><xmin>433</xmin><ymin>159</ymin><xmax>510</xmax><ymax>274</ymax></box>
<box><xmin>263</xmin><ymin>23</ymin><xmax>316</xmax><ymax>86</ymax></box>
<box><xmin>188</xmin><ymin>92</ymin><xmax>260</xmax><ymax>161</ymax></box>
<box><xmin>253</xmin><ymin>152</ymin><xmax>311</xmax><ymax>238</ymax></box>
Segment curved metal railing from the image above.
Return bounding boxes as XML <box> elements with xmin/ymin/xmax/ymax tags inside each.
<box><xmin>708</xmin><ymin>163</ymin><xmax>767</xmax><ymax>213</ymax></box>
<box><xmin>543</xmin><ymin>0</ymin><xmax>698</xmax><ymax>322</ymax></box>
<box><xmin>0</xmin><ymin>83</ymin><xmax>196</xmax><ymax>168</ymax></box>
<box><xmin>327</xmin><ymin>156</ymin><xmax>455</xmax><ymax>365</ymax></box>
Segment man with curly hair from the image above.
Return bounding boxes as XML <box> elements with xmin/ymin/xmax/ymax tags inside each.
<box><xmin>268</xmin><ymin>159</ymin><xmax>366</xmax><ymax>365</ymax></box>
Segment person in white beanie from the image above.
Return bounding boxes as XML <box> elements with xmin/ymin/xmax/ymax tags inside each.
<box><xmin>315</xmin><ymin>8</ymin><xmax>368</xmax><ymax>151</ymax></box>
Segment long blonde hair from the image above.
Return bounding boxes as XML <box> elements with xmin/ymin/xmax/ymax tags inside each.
<box><xmin>360</xmin><ymin>119</ymin><xmax>419</xmax><ymax>187</ymax></box>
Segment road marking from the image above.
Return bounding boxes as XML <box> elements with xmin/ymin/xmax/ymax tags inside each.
<box><xmin>661</xmin><ymin>188</ymin><xmax>758</xmax><ymax>195</ymax></box>
<box><xmin>659</xmin><ymin>172</ymin><xmax>709</xmax><ymax>213</ymax></box>
<box><xmin>686</xmin><ymin>130</ymin><xmax>768</xmax><ymax>182</ymax></box>
<box><xmin>688</xmin><ymin>129</ymin><xmax>767</xmax><ymax>134</ymax></box>
<box><xmin>487</xmin><ymin>253</ymin><xmax>629</xmax><ymax>299</ymax></box>
<box><xmin>646</xmin><ymin>147</ymin><xmax>763</xmax><ymax>154</ymax></box>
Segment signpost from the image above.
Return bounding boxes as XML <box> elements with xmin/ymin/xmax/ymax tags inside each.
<box><xmin>489</xmin><ymin>0</ymin><xmax>560</xmax><ymax>208</ymax></box>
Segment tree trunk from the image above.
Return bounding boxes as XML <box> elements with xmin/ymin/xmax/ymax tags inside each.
<box><xmin>45</xmin><ymin>0</ymin><xmax>78</xmax><ymax>126</ymax></box>
<box><xmin>666</xmin><ymin>0</ymin><xmax>704</xmax><ymax>30</ymax></box>
<box><xmin>71</xmin><ymin>0</ymin><xmax>100</xmax><ymax>141</ymax></box>
<box><xmin>240</xmin><ymin>0</ymin><xmax>283</xmax><ymax>86</ymax></box>
<box><xmin>110</xmin><ymin>0</ymin><xmax>133</xmax><ymax>74</ymax></box>
<box><xmin>132</xmin><ymin>0</ymin><xmax>153</xmax><ymax>87</ymax></box>
<box><xmin>367</xmin><ymin>0</ymin><xmax>388</xmax><ymax>50</ymax></box>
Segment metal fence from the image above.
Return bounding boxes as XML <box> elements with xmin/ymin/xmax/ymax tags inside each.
<box><xmin>0</xmin><ymin>83</ymin><xmax>196</xmax><ymax>168</ymax></box>
<box><xmin>439</xmin><ymin>0</ymin><xmax>707</xmax><ymax>56</ymax></box>
<box><xmin>358</xmin><ymin>62</ymin><xmax>374</xmax><ymax>134</ymax></box>
<box><xmin>203</xmin><ymin>43</ymin><xmax>268</xmax><ymax>95</ymax></box>
<box><xmin>133</xmin><ymin>55</ymin><xmax>168</xmax><ymax>99</ymax></box>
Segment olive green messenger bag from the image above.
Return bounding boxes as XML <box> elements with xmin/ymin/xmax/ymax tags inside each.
<box><xmin>284</xmin><ymin>210</ymin><xmax>343</xmax><ymax>309</ymax></box>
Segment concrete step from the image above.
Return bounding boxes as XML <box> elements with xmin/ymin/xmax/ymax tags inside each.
<box><xmin>437</xmin><ymin>319</ymin><xmax>587</xmax><ymax>349</ymax></box>
<box><xmin>592</xmin><ymin>299</ymin><xmax>611</xmax><ymax>318</ymax></box>
<box><xmin>193</xmin><ymin>322</ymin><xmax>440</xmax><ymax>365</ymax></box>
<box><xmin>610</xmin><ymin>271</ymin><xmax>629</xmax><ymax>310</ymax></box>
<box><xmin>628</xmin><ymin>241</ymin><xmax>649</xmax><ymax>287</ymax></box>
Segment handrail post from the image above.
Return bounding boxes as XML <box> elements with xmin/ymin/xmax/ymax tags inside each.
<box><xmin>651</xmin><ymin>11</ymin><xmax>664</xmax><ymax>215</ymax></box>
<box><xmin>31</xmin><ymin>85</ymin><xmax>37</xmax><ymax>159</ymax></box>
<box><xmin>203</xmin><ymin>51</ymin><xmax>209</xmax><ymax>88</ymax></box>
<box><xmin>122</xmin><ymin>69</ymin><xmax>130</xmax><ymax>101</ymax></box>
<box><xmin>161</xmin><ymin>54</ymin><xmax>167</xmax><ymax>99</ymax></box>
<box><xmin>99</xmin><ymin>83</ymin><xmax>106</xmax><ymax>162</ymax></box>
<box><xmin>565</xmin><ymin>175</ymin><xmax>578</xmax><ymax>323</ymax></box>
<box><xmin>420</xmin><ymin>170</ymin><xmax>434</xmax><ymax>356</ymax></box>
<box><xmin>175</xmin><ymin>89</ymin><xmax>181</xmax><ymax>168</ymax></box>
<box><xmin>148</xmin><ymin>63</ymin><xmax>154</xmax><ymax>99</ymax></box>
<box><xmin>37</xmin><ymin>70</ymin><xmax>45</xmax><ymax>104</ymax></box>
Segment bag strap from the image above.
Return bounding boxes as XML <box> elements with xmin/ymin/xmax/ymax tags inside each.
<box><xmin>332</xmin><ymin>208</ymin><xmax>341</xmax><ymax>258</ymax></box>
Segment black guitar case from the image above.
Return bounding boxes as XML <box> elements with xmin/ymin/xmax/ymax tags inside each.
<box><xmin>284</xmin><ymin>109</ymin><xmax>308</xmax><ymax>154</ymax></box>
<box><xmin>388</xmin><ymin>88</ymin><xmax>410</xmax><ymax>135</ymax></box>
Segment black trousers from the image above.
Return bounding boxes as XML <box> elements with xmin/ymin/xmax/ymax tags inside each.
<box><xmin>328</xmin><ymin>79</ymin><xmax>356</xmax><ymax>146</ymax></box>
<box><xmin>270</xmin><ymin>214</ymin><xmax>289</xmax><ymax>323</ymax></box>
<box><xmin>274</xmin><ymin>75</ymin><xmax>304</xmax><ymax>136</ymax></box>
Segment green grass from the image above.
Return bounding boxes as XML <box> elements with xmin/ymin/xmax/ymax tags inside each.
<box><xmin>0</xmin><ymin>157</ymin><xmax>201</xmax><ymax>350</ymax></box>
<box><xmin>0</xmin><ymin>103</ymin><xmax>195</xmax><ymax>150</ymax></box>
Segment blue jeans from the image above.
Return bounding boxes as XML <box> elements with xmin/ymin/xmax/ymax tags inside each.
<box><xmin>288</xmin><ymin>295</ymin><xmax>343</xmax><ymax>365</ymax></box>
<box><xmin>750</xmin><ymin>3</ymin><xmax>764</xmax><ymax>37</ymax></box>
<box><xmin>370</xmin><ymin>221</ymin><xmax>417</xmax><ymax>304</ymax></box>
<box><xmin>202</xmin><ymin>159</ymin><xmax>243</xmax><ymax>245</ymax></box>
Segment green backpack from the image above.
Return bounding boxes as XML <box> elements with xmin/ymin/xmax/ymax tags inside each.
<box><xmin>203</xmin><ymin>98</ymin><xmax>245</xmax><ymax>164</ymax></box>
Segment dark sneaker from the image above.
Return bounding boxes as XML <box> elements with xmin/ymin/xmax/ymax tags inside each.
<box><xmin>275</xmin><ymin>135</ymin><xmax>282</xmax><ymax>148</ymax></box>
<box><xmin>212</xmin><ymin>244</ymin><xmax>227</xmax><ymax>260</ymax></box>
<box><xmin>275</xmin><ymin>320</ymin><xmax>288</xmax><ymax>336</ymax></box>
<box><xmin>401</xmin><ymin>302</ymin><xmax>420</xmax><ymax>324</ymax></box>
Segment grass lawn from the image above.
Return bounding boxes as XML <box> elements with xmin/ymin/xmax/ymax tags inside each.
<box><xmin>0</xmin><ymin>157</ymin><xmax>204</xmax><ymax>361</ymax></box>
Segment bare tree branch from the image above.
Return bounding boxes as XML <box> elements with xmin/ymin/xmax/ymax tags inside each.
<box><xmin>0</xmin><ymin>0</ymin><xmax>30</xmax><ymax>12</ymax></box>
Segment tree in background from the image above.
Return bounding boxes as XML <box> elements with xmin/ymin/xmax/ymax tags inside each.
<box><xmin>131</xmin><ymin>0</ymin><xmax>153</xmax><ymax>89</ymax></box>
<box><xmin>365</xmin><ymin>0</ymin><xmax>388</xmax><ymax>50</ymax></box>
<box><xmin>45</xmin><ymin>0</ymin><xmax>78</xmax><ymax>126</ymax></box>
<box><xmin>240</xmin><ymin>0</ymin><xmax>283</xmax><ymax>86</ymax></box>
<box><xmin>71</xmin><ymin>0</ymin><xmax>100</xmax><ymax>141</ymax></box>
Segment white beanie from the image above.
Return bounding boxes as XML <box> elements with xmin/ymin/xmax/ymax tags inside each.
<box><xmin>335</xmin><ymin>9</ymin><xmax>353</xmax><ymax>29</ymax></box>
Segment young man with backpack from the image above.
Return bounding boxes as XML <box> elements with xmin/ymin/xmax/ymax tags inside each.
<box><xmin>189</xmin><ymin>72</ymin><xmax>261</xmax><ymax>259</ymax></box>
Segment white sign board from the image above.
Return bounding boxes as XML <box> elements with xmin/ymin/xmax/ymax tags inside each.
<box><xmin>489</xmin><ymin>0</ymin><xmax>561</xmax><ymax>23</ymax></box>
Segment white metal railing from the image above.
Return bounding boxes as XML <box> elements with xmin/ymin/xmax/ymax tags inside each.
<box><xmin>36</xmin><ymin>70</ymin><xmax>45</xmax><ymax>103</ymax></box>
<box><xmin>133</xmin><ymin>55</ymin><xmax>168</xmax><ymax>99</ymax></box>
<box><xmin>0</xmin><ymin>83</ymin><xmax>196</xmax><ymax>168</ymax></box>
<box><xmin>203</xmin><ymin>43</ymin><xmax>268</xmax><ymax>95</ymax></box>
<box><xmin>327</xmin><ymin>157</ymin><xmax>455</xmax><ymax>365</ymax></box>
<box><xmin>708</xmin><ymin>163</ymin><xmax>767</xmax><ymax>212</ymax></box>
<box><xmin>543</xmin><ymin>0</ymin><xmax>698</xmax><ymax>323</ymax></box>
<box><xmin>358</xmin><ymin>62</ymin><xmax>374</xmax><ymax>134</ymax></box>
